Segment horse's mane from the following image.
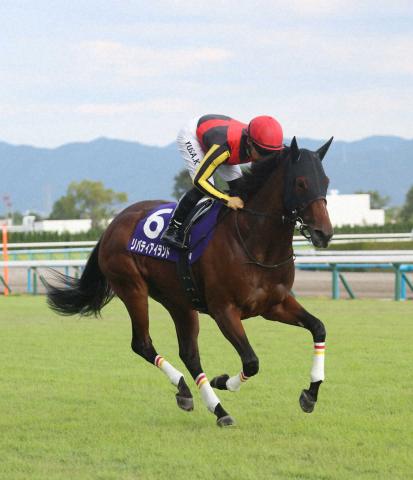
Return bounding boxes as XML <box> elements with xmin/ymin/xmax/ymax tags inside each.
<box><xmin>237</xmin><ymin>147</ymin><xmax>290</xmax><ymax>200</ymax></box>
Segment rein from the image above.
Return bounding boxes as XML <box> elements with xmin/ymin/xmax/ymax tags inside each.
<box><xmin>189</xmin><ymin>203</ymin><xmax>312</xmax><ymax>270</ymax></box>
<box><xmin>239</xmin><ymin>206</ymin><xmax>312</xmax><ymax>239</ymax></box>
<box><xmin>235</xmin><ymin>208</ymin><xmax>298</xmax><ymax>269</ymax></box>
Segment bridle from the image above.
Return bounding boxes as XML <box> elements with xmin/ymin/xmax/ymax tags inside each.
<box><xmin>240</xmin><ymin>206</ymin><xmax>311</xmax><ymax>237</ymax></box>
<box><xmin>281</xmin><ymin>209</ymin><xmax>313</xmax><ymax>241</ymax></box>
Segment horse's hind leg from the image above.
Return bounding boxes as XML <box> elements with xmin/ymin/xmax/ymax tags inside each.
<box><xmin>167</xmin><ymin>304</ymin><xmax>235</xmax><ymax>427</ymax></box>
<box><xmin>264</xmin><ymin>294</ymin><xmax>326</xmax><ymax>413</ymax></box>
<box><xmin>113</xmin><ymin>280</ymin><xmax>193</xmax><ymax>411</ymax></box>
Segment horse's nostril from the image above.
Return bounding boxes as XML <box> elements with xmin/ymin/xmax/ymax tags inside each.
<box><xmin>313</xmin><ymin>229</ymin><xmax>332</xmax><ymax>247</ymax></box>
<box><xmin>315</xmin><ymin>229</ymin><xmax>332</xmax><ymax>238</ymax></box>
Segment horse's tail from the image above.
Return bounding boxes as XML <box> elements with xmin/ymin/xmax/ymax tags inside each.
<box><xmin>46</xmin><ymin>240</ymin><xmax>114</xmax><ymax>317</ymax></box>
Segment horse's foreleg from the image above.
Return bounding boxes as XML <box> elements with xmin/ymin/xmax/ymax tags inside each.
<box><xmin>264</xmin><ymin>294</ymin><xmax>326</xmax><ymax>413</ymax></box>
<box><xmin>168</xmin><ymin>305</ymin><xmax>234</xmax><ymax>426</ymax></box>
<box><xmin>211</xmin><ymin>305</ymin><xmax>259</xmax><ymax>393</ymax></box>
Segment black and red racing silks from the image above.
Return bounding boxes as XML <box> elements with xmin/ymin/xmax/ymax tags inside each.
<box><xmin>193</xmin><ymin>114</ymin><xmax>252</xmax><ymax>204</ymax></box>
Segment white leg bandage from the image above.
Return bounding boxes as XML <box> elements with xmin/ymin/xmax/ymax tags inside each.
<box><xmin>310</xmin><ymin>342</ymin><xmax>325</xmax><ymax>382</ymax></box>
<box><xmin>154</xmin><ymin>355</ymin><xmax>183</xmax><ymax>387</ymax></box>
<box><xmin>195</xmin><ymin>373</ymin><xmax>220</xmax><ymax>413</ymax></box>
<box><xmin>226</xmin><ymin>371</ymin><xmax>249</xmax><ymax>392</ymax></box>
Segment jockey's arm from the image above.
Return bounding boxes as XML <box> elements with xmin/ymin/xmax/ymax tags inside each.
<box><xmin>193</xmin><ymin>144</ymin><xmax>232</xmax><ymax>204</ymax></box>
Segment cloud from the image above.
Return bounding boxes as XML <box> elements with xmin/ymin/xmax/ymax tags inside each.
<box><xmin>0</xmin><ymin>97</ymin><xmax>195</xmax><ymax>117</ymax></box>
<box><xmin>78</xmin><ymin>40</ymin><xmax>232</xmax><ymax>80</ymax></box>
<box><xmin>75</xmin><ymin>98</ymin><xmax>194</xmax><ymax>115</ymax></box>
<box><xmin>249</xmin><ymin>27</ymin><xmax>413</xmax><ymax>78</ymax></box>
<box><xmin>1</xmin><ymin>1</ymin><xmax>412</xmax><ymax>147</ymax></box>
<box><xmin>278</xmin><ymin>86</ymin><xmax>413</xmax><ymax>141</ymax></box>
<box><xmin>149</xmin><ymin>0</ymin><xmax>412</xmax><ymax>20</ymax></box>
<box><xmin>0</xmin><ymin>104</ymin><xmax>66</xmax><ymax>115</ymax></box>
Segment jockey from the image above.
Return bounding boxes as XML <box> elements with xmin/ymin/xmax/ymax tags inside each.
<box><xmin>161</xmin><ymin>114</ymin><xmax>284</xmax><ymax>249</ymax></box>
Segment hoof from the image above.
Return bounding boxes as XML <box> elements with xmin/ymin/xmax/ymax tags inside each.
<box><xmin>210</xmin><ymin>374</ymin><xmax>230</xmax><ymax>390</ymax></box>
<box><xmin>299</xmin><ymin>389</ymin><xmax>316</xmax><ymax>413</ymax></box>
<box><xmin>216</xmin><ymin>415</ymin><xmax>236</xmax><ymax>427</ymax></box>
<box><xmin>176</xmin><ymin>394</ymin><xmax>194</xmax><ymax>412</ymax></box>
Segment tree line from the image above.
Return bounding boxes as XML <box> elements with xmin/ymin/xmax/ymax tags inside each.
<box><xmin>9</xmin><ymin>180</ymin><xmax>127</xmax><ymax>231</ymax></box>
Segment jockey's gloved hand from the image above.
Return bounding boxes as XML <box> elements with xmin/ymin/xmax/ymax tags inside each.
<box><xmin>227</xmin><ymin>197</ymin><xmax>244</xmax><ymax>210</ymax></box>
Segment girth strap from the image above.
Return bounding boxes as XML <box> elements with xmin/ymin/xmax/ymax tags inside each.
<box><xmin>177</xmin><ymin>252</ymin><xmax>208</xmax><ymax>313</ymax></box>
<box><xmin>175</xmin><ymin>198</ymin><xmax>216</xmax><ymax>313</ymax></box>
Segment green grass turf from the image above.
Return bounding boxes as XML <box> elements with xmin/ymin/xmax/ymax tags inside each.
<box><xmin>0</xmin><ymin>296</ymin><xmax>412</xmax><ymax>480</ymax></box>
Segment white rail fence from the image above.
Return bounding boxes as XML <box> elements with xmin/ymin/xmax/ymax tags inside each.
<box><xmin>1</xmin><ymin>251</ymin><xmax>413</xmax><ymax>300</ymax></box>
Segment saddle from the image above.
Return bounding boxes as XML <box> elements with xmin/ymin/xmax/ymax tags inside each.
<box><xmin>181</xmin><ymin>198</ymin><xmax>216</xmax><ymax>249</ymax></box>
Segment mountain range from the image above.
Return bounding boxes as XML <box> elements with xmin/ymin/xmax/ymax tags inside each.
<box><xmin>1</xmin><ymin>135</ymin><xmax>412</xmax><ymax>215</ymax></box>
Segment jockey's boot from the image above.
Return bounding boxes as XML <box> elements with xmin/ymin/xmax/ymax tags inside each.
<box><xmin>161</xmin><ymin>187</ymin><xmax>204</xmax><ymax>250</ymax></box>
<box><xmin>161</xmin><ymin>218</ymin><xmax>187</xmax><ymax>249</ymax></box>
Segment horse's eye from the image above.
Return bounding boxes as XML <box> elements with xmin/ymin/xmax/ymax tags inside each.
<box><xmin>296</xmin><ymin>177</ymin><xmax>308</xmax><ymax>191</ymax></box>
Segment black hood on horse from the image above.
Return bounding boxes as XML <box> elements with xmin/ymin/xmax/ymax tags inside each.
<box><xmin>283</xmin><ymin>136</ymin><xmax>333</xmax><ymax>213</ymax></box>
<box><xmin>235</xmin><ymin>135</ymin><xmax>333</xmax><ymax>217</ymax></box>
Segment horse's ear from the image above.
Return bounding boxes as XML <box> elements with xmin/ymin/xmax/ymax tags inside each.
<box><xmin>290</xmin><ymin>136</ymin><xmax>300</xmax><ymax>163</ymax></box>
<box><xmin>317</xmin><ymin>136</ymin><xmax>334</xmax><ymax>161</ymax></box>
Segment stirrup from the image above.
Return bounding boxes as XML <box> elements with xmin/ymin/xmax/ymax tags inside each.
<box><xmin>161</xmin><ymin>226</ymin><xmax>188</xmax><ymax>250</ymax></box>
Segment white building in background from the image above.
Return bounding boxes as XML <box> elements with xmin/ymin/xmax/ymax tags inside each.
<box><xmin>33</xmin><ymin>218</ymin><xmax>92</xmax><ymax>233</ymax></box>
<box><xmin>326</xmin><ymin>191</ymin><xmax>385</xmax><ymax>227</ymax></box>
<box><xmin>3</xmin><ymin>216</ymin><xmax>92</xmax><ymax>233</ymax></box>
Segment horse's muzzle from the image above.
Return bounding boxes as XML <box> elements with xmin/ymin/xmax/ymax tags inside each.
<box><xmin>302</xmin><ymin>198</ymin><xmax>333</xmax><ymax>248</ymax></box>
<box><xmin>309</xmin><ymin>227</ymin><xmax>333</xmax><ymax>248</ymax></box>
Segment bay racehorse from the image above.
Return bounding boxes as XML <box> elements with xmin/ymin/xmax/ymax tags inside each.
<box><xmin>46</xmin><ymin>136</ymin><xmax>334</xmax><ymax>427</ymax></box>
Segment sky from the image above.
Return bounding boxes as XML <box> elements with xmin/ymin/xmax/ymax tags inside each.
<box><xmin>1</xmin><ymin>0</ymin><xmax>412</xmax><ymax>147</ymax></box>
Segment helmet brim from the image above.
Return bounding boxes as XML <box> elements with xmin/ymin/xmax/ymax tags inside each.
<box><xmin>244</xmin><ymin>128</ymin><xmax>284</xmax><ymax>151</ymax></box>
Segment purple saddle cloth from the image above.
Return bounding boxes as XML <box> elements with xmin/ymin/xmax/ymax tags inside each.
<box><xmin>127</xmin><ymin>201</ymin><xmax>222</xmax><ymax>264</ymax></box>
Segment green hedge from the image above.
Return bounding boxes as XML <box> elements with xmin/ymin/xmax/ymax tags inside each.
<box><xmin>7</xmin><ymin>229</ymin><xmax>102</xmax><ymax>243</ymax></box>
<box><xmin>333</xmin><ymin>223</ymin><xmax>413</xmax><ymax>234</ymax></box>
<box><xmin>325</xmin><ymin>241</ymin><xmax>413</xmax><ymax>251</ymax></box>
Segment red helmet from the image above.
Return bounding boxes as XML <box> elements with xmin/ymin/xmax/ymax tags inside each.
<box><xmin>247</xmin><ymin>116</ymin><xmax>284</xmax><ymax>151</ymax></box>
